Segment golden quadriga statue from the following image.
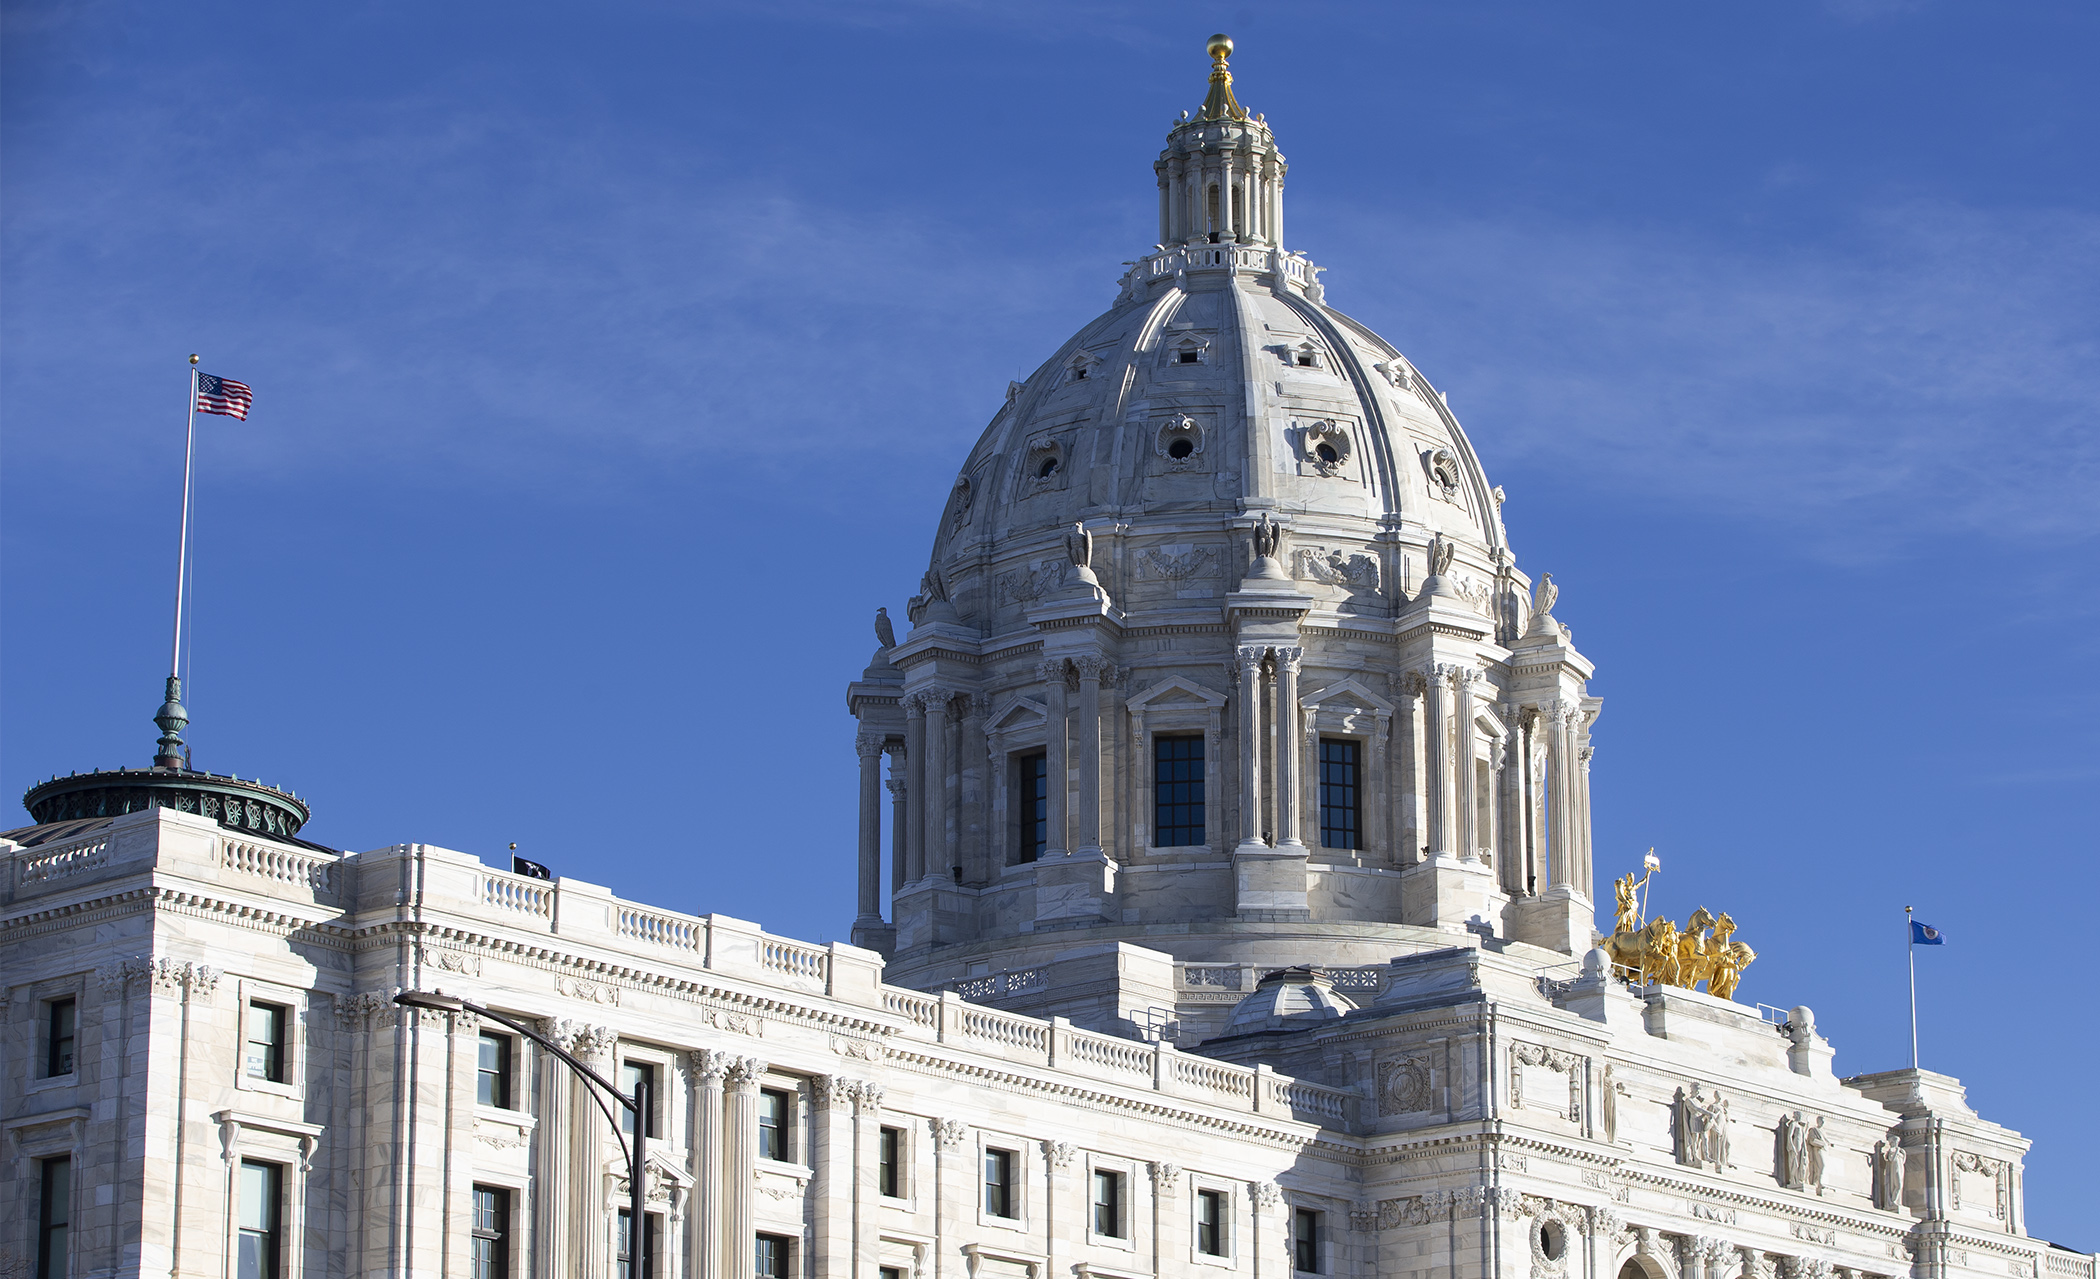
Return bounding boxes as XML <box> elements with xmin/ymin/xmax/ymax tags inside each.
<box><xmin>1603</xmin><ymin>866</ymin><xmax>1755</xmax><ymax>999</ymax></box>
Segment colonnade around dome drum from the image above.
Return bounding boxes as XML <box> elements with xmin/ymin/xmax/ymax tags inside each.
<box><xmin>846</xmin><ymin>573</ymin><xmax>1602</xmax><ymax>972</ymax></box>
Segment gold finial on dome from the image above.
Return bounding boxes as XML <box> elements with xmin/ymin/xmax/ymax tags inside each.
<box><xmin>1199</xmin><ymin>33</ymin><xmax>1249</xmax><ymax>122</ymax></box>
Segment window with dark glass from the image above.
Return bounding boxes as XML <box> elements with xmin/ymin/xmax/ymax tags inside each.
<box><xmin>37</xmin><ymin>1156</ymin><xmax>70</xmax><ymax>1279</ymax></box>
<box><xmin>757</xmin><ymin>1087</ymin><xmax>794</xmax><ymax>1161</ymax></box>
<box><xmin>616</xmin><ymin>1212</ymin><xmax>658</xmax><ymax>1279</ymax></box>
<box><xmin>983</xmin><ymin>1147</ymin><xmax>1016</xmax><ymax>1218</ymax></box>
<box><xmin>1091</xmin><ymin>1168</ymin><xmax>1124</xmax><ymax>1237</ymax></box>
<box><xmin>878</xmin><ymin>1125</ymin><xmax>903</xmax><ymax>1197</ymax></box>
<box><xmin>756</xmin><ymin>1234</ymin><xmax>792</xmax><ymax>1279</ymax></box>
<box><xmin>1317</xmin><ymin>738</ymin><xmax>1361</xmax><ymax>850</ymax></box>
<box><xmin>471</xmin><ymin>1185</ymin><xmax>510</xmax><ymax>1279</ymax></box>
<box><xmin>245</xmin><ymin>1001</ymin><xmax>287</xmax><ymax>1083</ymax></box>
<box><xmin>880</xmin><ymin>1268</ymin><xmax>903</xmax><ymax>1279</ymax></box>
<box><xmin>1293</xmin><ymin>1207</ymin><xmax>1322</xmax><ymax>1273</ymax></box>
<box><xmin>1153</xmin><ymin>736</ymin><xmax>1205</xmax><ymax>846</ymax></box>
<box><xmin>45</xmin><ymin>998</ymin><xmax>76</xmax><ymax>1078</ymax></box>
<box><xmin>1017</xmin><ymin>752</ymin><xmax>1048</xmax><ymax>863</ymax></box>
<box><xmin>477</xmin><ymin>1032</ymin><xmax>512</xmax><ymax>1109</ymax></box>
<box><xmin>237</xmin><ymin>1160</ymin><xmax>282</xmax><ymax>1279</ymax></box>
<box><xmin>619</xmin><ymin>1061</ymin><xmax>657</xmax><ymax>1138</ymax></box>
<box><xmin>1196</xmin><ymin>1188</ymin><xmax>1227</xmax><ymax>1256</ymax></box>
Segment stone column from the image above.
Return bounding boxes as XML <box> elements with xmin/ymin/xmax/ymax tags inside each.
<box><xmin>927</xmin><ymin>693</ymin><xmax>958</xmax><ymax>881</ymax></box>
<box><xmin>959</xmin><ymin>695</ymin><xmax>988</xmax><ymax>882</ymax></box>
<box><xmin>854</xmin><ymin>733</ymin><xmax>885</xmax><ymax>925</ymax></box>
<box><xmin>1545</xmin><ymin>701</ymin><xmax>1577</xmax><ymax>889</ymax></box>
<box><xmin>1041</xmin><ymin>661</ymin><xmax>1070</xmax><ymax>858</ymax></box>
<box><xmin>722</xmin><ymin>1056</ymin><xmax>769</xmax><ymax>1279</ymax></box>
<box><xmin>1234</xmin><ymin>645</ymin><xmax>1266</xmax><ymax>853</ymax></box>
<box><xmin>533</xmin><ymin>1026</ymin><xmax>575</xmax><ymax>1279</ymax></box>
<box><xmin>1453</xmin><ymin>667</ymin><xmax>1479</xmax><ymax>862</ymax></box>
<box><xmin>1369</xmin><ymin>710</ymin><xmax>1392</xmax><ymax>858</ymax></box>
<box><xmin>902</xmin><ymin>697</ymin><xmax>927</xmax><ymax>884</ymax></box>
<box><xmin>1495</xmin><ymin>726</ymin><xmax>1524</xmax><ymax>895</ymax></box>
<box><xmin>851</xmin><ymin>1084</ymin><xmax>885</xmax><ymax>1279</ymax></box>
<box><xmin>1422</xmin><ymin>666</ymin><xmax>1453</xmax><ymax>859</ymax></box>
<box><xmin>687</xmin><ymin>1051</ymin><xmax>729</xmax><ymax>1279</ymax></box>
<box><xmin>1576</xmin><ymin>739</ymin><xmax>1597</xmax><ymax>898</ymax></box>
<box><xmin>885</xmin><ymin>744</ymin><xmax>908</xmax><ymax>892</ymax></box>
<box><xmin>569</xmin><ymin>1024</ymin><xmax>618</xmax><ymax>1279</ymax></box>
<box><xmin>1073</xmin><ymin>656</ymin><xmax>1107</xmax><ymax>857</ymax></box>
<box><xmin>812</xmin><ymin>1078</ymin><xmax>854</xmax><ymax>1278</ymax></box>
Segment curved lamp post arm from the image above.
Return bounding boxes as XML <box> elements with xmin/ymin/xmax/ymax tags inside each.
<box><xmin>396</xmin><ymin>990</ymin><xmax>648</xmax><ymax>1276</ymax></box>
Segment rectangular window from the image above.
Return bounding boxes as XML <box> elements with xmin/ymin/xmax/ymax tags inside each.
<box><xmin>1017</xmin><ymin>752</ymin><xmax>1048</xmax><ymax>863</ymax></box>
<box><xmin>983</xmin><ymin>1147</ymin><xmax>1016</xmax><ymax>1218</ymax></box>
<box><xmin>245</xmin><ymin>1001</ymin><xmax>287</xmax><ymax>1083</ymax></box>
<box><xmin>471</xmin><ymin>1185</ymin><xmax>510</xmax><ymax>1279</ymax></box>
<box><xmin>1153</xmin><ymin>736</ymin><xmax>1205</xmax><ymax>847</ymax></box>
<box><xmin>1196</xmin><ymin>1188</ymin><xmax>1227</xmax><ymax>1256</ymax></box>
<box><xmin>1293</xmin><ymin>1207</ymin><xmax>1322</xmax><ymax>1273</ymax></box>
<box><xmin>616</xmin><ymin>1211</ymin><xmax>657</xmax><ymax>1279</ymax></box>
<box><xmin>756</xmin><ymin>1234</ymin><xmax>792</xmax><ymax>1279</ymax></box>
<box><xmin>1318</xmin><ymin>738</ymin><xmax>1361</xmax><ymax>850</ymax></box>
<box><xmin>758</xmin><ymin>1088</ymin><xmax>793</xmax><ymax>1161</ymax></box>
<box><xmin>619</xmin><ymin>1061</ymin><xmax>658</xmax><ymax>1138</ymax></box>
<box><xmin>45</xmin><ymin>998</ymin><xmax>77</xmax><ymax>1078</ymax></box>
<box><xmin>880</xmin><ymin>1269</ymin><xmax>903</xmax><ymax>1279</ymax></box>
<box><xmin>237</xmin><ymin>1160</ymin><xmax>282</xmax><ymax>1279</ymax></box>
<box><xmin>878</xmin><ymin>1125</ymin><xmax>903</xmax><ymax>1197</ymax></box>
<box><xmin>477</xmin><ymin>1032</ymin><xmax>512</xmax><ymax>1110</ymax></box>
<box><xmin>37</xmin><ymin>1156</ymin><xmax>70</xmax><ymax>1279</ymax></box>
<box><xmin>1092</xmin><ymin>1168</ymin><xmax>1124</xmax><ymax>1238</ymax></box>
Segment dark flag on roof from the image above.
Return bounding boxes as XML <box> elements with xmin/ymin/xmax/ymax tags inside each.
<box><xmin>513</xmin><ymin>855</ymin><xmax>553</xmax><ymax>880</ymax></box>
<box><xmin>195</xmin><ymin>373</ymin><xmax>253</xmax><ymax>419</ymax></box>
<box><xmin>1910</xmin><ymin>919</ymin><xmax>1945</xmax><ymax>945</ymax></box>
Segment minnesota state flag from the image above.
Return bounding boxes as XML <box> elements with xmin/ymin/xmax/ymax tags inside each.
<box><xmin>1910</xmin><ymin>920</ymin><xmax>1945</xmax><ymax>945</ymax></box>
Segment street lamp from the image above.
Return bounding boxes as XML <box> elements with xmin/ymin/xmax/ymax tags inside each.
<box><xmin>395</xmin><ymin>990</ymin><xmax>649</xmax><ymax>1276</ymax></box>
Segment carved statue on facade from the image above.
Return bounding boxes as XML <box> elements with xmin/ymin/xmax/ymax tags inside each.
<box><xmin>1067</xmin><ymin>521</ymin><xmax>1094</xmax><ymax>570</ymax></box>
<box><xmin>1778</xmin><ymin>1111</ymin><xmax>1825</xmax><ymax>1193</ymax></box>
<box><xmin>1427</xmin><ymin>531</ymin><xmax>1455</xmax><ymax>579</ymax></box>
<box><xmin>1874</xmin><ymin>1139</ymin><xmax>1905</xmax><ymax>1211</ymax></box>
<box><xmin>1533</xmin><ymin>572</ymin><xmax>1557</xmax><ymax>617</ymax></box>
<box><xmin>1252</xmin><ymin>512</ymin><xmax>1282</xmax><ymax>561</ymax></box>
<box><xmin>874</xmin><ymin>607</ymin><xmax>896</xmax><ymax>650</ymax></box>
<box><xmin>1675</xmin><ymin>1084</ymin><xmax>1729</xmax><ymax>1170</ymax></box>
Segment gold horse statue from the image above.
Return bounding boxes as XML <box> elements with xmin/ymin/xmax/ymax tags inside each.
<box><xmin>1600</xmin><ymin>860</ymin><xmax>1754</xmax><ymax>1000</ymax></box>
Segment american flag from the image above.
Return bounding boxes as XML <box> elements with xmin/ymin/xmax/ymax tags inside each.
<box><xmin>195</xmin><ymin>372</ymin><xmax>253</xmax><ymax>419</ymax></box>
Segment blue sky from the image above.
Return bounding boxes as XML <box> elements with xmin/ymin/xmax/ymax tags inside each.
<box><xmin>4</xmin><ymin>0</ymin><xmax>2094</xmax><ymax>1239</ymax></box>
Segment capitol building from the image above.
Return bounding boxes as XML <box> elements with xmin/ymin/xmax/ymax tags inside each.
<box><xmin>3</xmin><ymin>36</ymin><xmax>2087</xmax><ymax>1279</ymax></box>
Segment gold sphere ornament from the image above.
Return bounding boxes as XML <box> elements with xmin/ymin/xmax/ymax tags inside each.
<box><xmin>1207</xmin><ymin>33</ymin><xmax>1233</xmax><ymax>60</ymax></box>
<box><xmin>189</xmin><ymin>353</ymin><xmax>200</xmax><ymax>365</ymax></box>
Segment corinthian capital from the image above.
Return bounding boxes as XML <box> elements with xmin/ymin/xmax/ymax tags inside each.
<box><xmin>1036</xmin><ymin>659</ymin><xmax>1068</xmax><ymax>685</ymax></box>
<box><xmin>855</xmin><ymin>732</ymin><xmax>886</xmax><ymax>759</ymax></box>
<box><xmin>723</xmin><ymin>1055</ymin><xmax>770</xmax><ymax>1090</ymax></box>
<box><xmin>1234</xmin><ymin>644</ymin><xmax>1267</xmax><ymax>674</ymax></box>
<box><xmin>1071</xmin><ymin>654</ymin><xmax>1111</xmax><ymax>680</ymax></box>
<box><xmin>1272</xmin><ymin>646</ymin><xmax>1303</xmax><ymax>674</ymax></box>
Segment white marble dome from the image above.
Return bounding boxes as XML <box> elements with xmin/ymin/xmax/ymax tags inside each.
<box><xmin>851</xmin><ymin>37</ymin><xmax>1602</xmax><ymax>1020</ymax></box>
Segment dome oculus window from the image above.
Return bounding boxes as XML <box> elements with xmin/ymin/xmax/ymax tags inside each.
<box><xmin>1297</xmin><ymin>421</ymin><xmax>1352</xmax><ymax>477</ymax></box>
<box><xmin>1425</xmin><ymin>448</ymin><xmax>1463</xmax><ymax>503</ymax></box>
<box><xmin>1025</xmin><ymin>440</ymin><xmax>1068</xmax><ymax>491</ymax></box>
<box><xmin>1155</xmin><ymin>414</ymin><xmax>1205</xmax><ymax>470</ymax></box>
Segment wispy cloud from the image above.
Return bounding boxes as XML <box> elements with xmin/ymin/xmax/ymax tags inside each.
<box><xmin>1321</xmin><ymin>199</ymin><xmax>2100</xmax><ymax>557</ymax></box>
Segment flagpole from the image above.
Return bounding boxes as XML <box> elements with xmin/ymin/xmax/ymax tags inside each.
<box><xmin>1905</xmin><ymin>905</ymin><xmax>1919</xmax><ymax>1070</ymax></box>
<box><xmin>153</xmin><ymin>355</ymin><xmax>201</xmax><ymax>771</ymax></box>
<box><xmin>171</xmin><ymin>356</ymin><xmax>198</xmax><ymax>681</ymax></box>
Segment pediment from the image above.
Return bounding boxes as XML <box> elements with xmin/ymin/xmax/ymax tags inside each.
<box><xmin>985</xmin><ymin>694</ymin><xmax>1049</xmax><ymax>734</ymax></box>
<box><xmin>1302</xmin><ymin>676</ymin><xmax>1394</xmax><ymax>715</ymax></box>
<box><xmin>1126</xmin><ymin>675</ymin><xmax>1227</xmax><ymax>710</ymax></box>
